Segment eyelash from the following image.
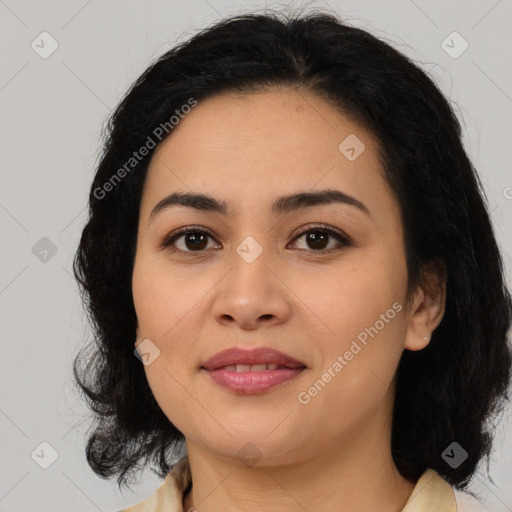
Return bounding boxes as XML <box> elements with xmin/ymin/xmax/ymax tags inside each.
<box><xmin>160</xmin><ymin>223</ymin><xmax>351</xmax><ymax>256</ymax></box>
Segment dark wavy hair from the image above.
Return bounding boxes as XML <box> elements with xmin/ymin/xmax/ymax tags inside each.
<box><xmin>72</xmin><ymin>7</ymin><xmax>512</xmax><ymax>498</ymax></box>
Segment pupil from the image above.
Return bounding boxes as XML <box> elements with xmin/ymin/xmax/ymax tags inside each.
<box><xmin>308</xmin><ymin>232</ymin><xmax>328</xmax><ymax>250</ymax></box>
<box><xmin>186</xmin><ymin>233</ymin><xmax>207</xmax><ymax>250</ymax></box>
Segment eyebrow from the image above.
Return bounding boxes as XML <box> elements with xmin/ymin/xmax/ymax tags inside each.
<box><xmin>149</xmin><ymin>188</ymin><xmax>371</xmax><ymax>221</ymax></box>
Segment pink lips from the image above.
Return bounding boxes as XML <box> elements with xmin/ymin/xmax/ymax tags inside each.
<box><xmin>201</xmin><ymin>347</ymin><xmax>307</xmax><ymax>394</ymax></box>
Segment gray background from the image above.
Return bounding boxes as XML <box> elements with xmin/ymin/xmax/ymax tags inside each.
<box><xmin>1</xmin><ymin>0</ymin><xmax>511</xmax><ymax>511</ymax></box>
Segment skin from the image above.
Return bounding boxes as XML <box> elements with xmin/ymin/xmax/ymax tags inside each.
<box><xmin>132</xmin><ymin>87</ymin><xmax>446</xmax><ymax>512</ymax></box>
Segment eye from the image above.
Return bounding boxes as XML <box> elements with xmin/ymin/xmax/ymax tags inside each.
<box><xmin>160</xmin><ymin>225</ymin><xmax>220</xmax><ymax>254</ymax></box>
<box><xmin>288</xmin><ymin>223</ymin><xmax>351</xmax><ymax>254</ymax></box>
<box><xmin>160</xmin><ymin>223</ymin><xmax>350</xmax><ymax>255</ymax></box>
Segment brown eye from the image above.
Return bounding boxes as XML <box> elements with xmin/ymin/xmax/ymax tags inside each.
<box><xmin>288</xmin><ymin>224</ymin><xmax>350</xmax><ymax>254</ymax></box>
<box><xmin>177</xmin><ymin>231</ymin><xmax>209</xmax><ymax>251</ymax></box>
<box><xmin>161</xmin><ymin>227</ymin><xmax>219</xmax><ymax>253</ymax></box>
<box><xmin>161</xmin><ymin>223</ymin><xmax>350</xmax><ymax>256</ymax></box>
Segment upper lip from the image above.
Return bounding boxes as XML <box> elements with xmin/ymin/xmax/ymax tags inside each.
<box><xmin>201</xmin><ymin>347</ymin><xmax>307</xmax><ymax>370</ymax></box>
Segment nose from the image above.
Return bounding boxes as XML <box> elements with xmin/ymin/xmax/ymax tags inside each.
<box><xmin>211</xmin><ymin>246</ymin><xmax>292</xmax><ymax>331</ymax></box>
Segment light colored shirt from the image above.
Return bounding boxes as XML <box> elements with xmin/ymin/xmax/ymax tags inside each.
<box><xmin>119</xmin><ymin>456</ymin><xmax>457</xmax><ymax>512</ymax></box>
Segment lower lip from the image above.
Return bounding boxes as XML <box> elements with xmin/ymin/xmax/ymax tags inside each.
<box><xmin>202</xmin><ymin>367</ymin><xmax>306</xmax><ymax>394</ymax></box>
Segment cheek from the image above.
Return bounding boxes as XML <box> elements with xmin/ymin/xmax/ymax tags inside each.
<box><xmin>132</xmin><ymin>249</ymin><xmax>205</xmax><ymax>337</ymax></box>
<box><xmin>303</xmin><ymin>250</ymin><xmax>407</xmax><ymax>398</ymax></box>
<box><xmin>132</xmin><ymin>260</ymin><xmax>203</xmax><ymax>432</ymax></box>
<box><xmin>310</xmin><ymin>253</ymin><xmax>405</xmax><ymax>334</ymax></box>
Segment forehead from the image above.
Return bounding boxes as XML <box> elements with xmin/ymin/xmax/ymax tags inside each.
<box><xmin>141</xmin><ymin>88</ymin><xmax>397</xmax><ymax>225</ymax></box>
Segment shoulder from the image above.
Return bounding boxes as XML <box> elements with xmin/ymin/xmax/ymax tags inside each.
<box><xmin>401</xmin><ymin>468</ymin><xmax>457</xmax><ymax>512</ymax></box>
<box><xmin>119</xmin><ymin>457</ymin><xmax>191</xmax><ymax>512</ymax></box>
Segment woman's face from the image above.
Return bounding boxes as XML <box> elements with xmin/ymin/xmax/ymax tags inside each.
<box><xmin>132</xmin><ymin>88</ymin><xmax>432</xmax><ymax>465</ymax></box>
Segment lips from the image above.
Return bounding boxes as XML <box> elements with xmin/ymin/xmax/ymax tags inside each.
<box><xmin>201</xmin><ymin>347</ymin><xmax>307</xmax><ymax>394</ymax></box>
<box><xmin>201</xmin><ymin>347</ymin><xmax>306</xmax><ymax>371</ymax></box>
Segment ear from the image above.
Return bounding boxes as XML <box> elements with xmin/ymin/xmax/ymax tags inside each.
<box><xmin>404</xmin><ymin>259</ymin><xmax>447</xmax><ymax>351</ymax></box>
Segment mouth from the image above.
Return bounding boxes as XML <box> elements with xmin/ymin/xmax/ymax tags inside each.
<box><xmin>212</xmin><ymin>363</ymin><xmax>305</xmax><ymax>372</ymax></box>
<box><xmin>200</xmin><ymin>346</ymin><xmax>307</xmax><ymax>394</ymax></box>
<box><xmin>201</xmin><ymin>346</ymin><xmax>307</xmax><ymax>371</ymax></box>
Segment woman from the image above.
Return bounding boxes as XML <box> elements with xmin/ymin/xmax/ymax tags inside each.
<box><xmin>72</xmin><ymin>9</ymin><xmax>512</xmax><ymax>512</ymax></box>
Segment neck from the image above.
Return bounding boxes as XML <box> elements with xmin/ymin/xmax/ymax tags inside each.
<box><xmin>182</xmin><ymin>411</ymin><xmax>416</xmax><ymax>512</ymax></box>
